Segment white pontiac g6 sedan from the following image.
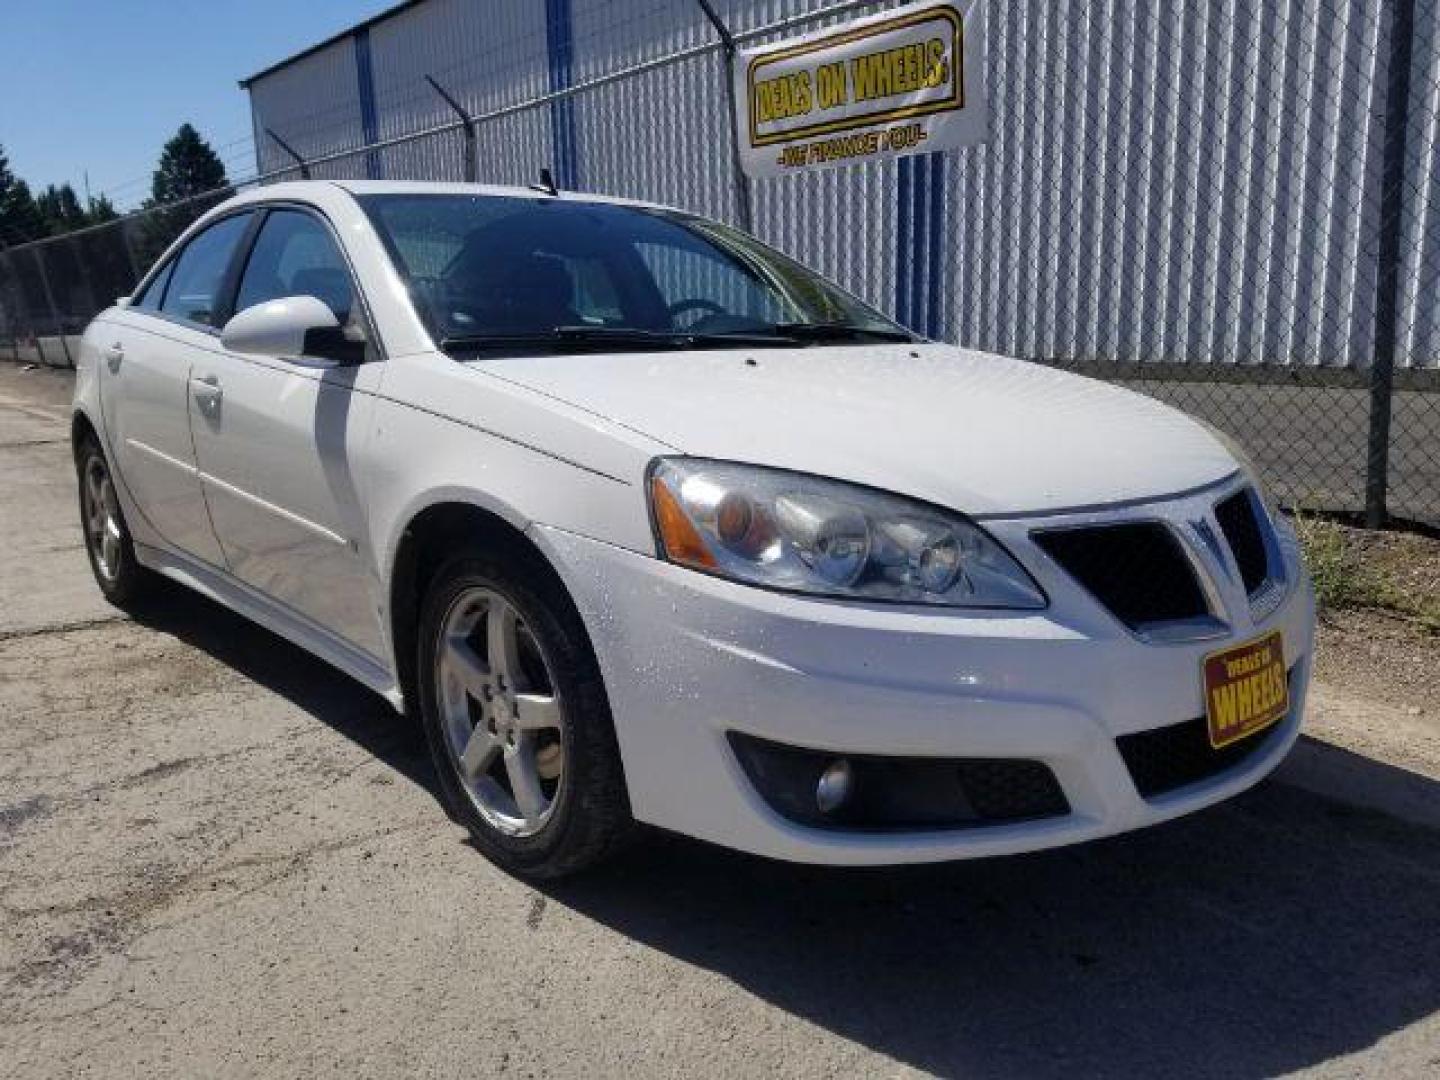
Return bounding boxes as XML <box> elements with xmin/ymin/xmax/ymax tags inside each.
<box><xmin>73</xmin><ymin>181</ymin><xmax>1314</xmax><ymax>877</ymax></box>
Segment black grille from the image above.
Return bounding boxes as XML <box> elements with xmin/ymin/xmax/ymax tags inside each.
<box><xmin>955</xmin><ymin>760</ymin><xmax>1070</xmax><ymax>822</ymax></box>
<box><xmin>728</xmin><ymin>734</ymin><xmax>1069</xmax><ymax>830</ymax></box>
<box><xmin>1215</xmin><ymin>488</ymin><xmax>1269</xmax><ymax>595</ymax></box>
<box><xmin>1116</xmin><ymin>714</ymin><xmax>1281</xmax><ymax>798</ymax></box>
<box><xmin>1033</xmin><ymin>523</ymin><xmax>1208</xmax><ymax>629</ymax></box>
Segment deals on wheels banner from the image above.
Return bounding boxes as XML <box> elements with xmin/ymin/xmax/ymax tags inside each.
<box><xmin>735</xmin><ymin>0</ymin><xmax>987</xmax><ymax>179</ymax></box>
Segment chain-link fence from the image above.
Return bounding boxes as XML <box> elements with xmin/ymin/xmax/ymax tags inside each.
<box><xmin>1</xmin><ymin>0</ymin><xmax>1437</xmax><ymax>527</ymax></box>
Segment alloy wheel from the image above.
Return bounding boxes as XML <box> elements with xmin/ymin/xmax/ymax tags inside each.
<box><xmin>82</xmin><ymin>455</ymin><xmax>123</xmax><ymax>584</ymax></box>
<box><xmin>435</xmin><ymin>586</ymin><xmax>566</xmax><ymax>837</ymax></box>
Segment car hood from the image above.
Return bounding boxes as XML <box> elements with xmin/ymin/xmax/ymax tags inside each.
<box><xmin>472</xmin><ymin>343</ymin><xmax>1237</xmax><ymax>516</ymax></box>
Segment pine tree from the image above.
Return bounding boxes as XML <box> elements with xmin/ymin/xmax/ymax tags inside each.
<box><xmin>137</xmin><ymin>124</ymin><xmax>233</xmax><ymax>266</ymax></box>
<box><xmin>148</xmin><ymin>124</ymin><xmax>230</xmax><ymax>206</ymax></box>
<box><xmin>0</xmin><ymin>144</ymin><xmax>44</xmax><ymax>247</ymax></box>
<box><xmin>85</xmin><ymin>194</ymin><xmax>118</xmax><ymax>225</ymax></box>
<box><xmin>35</xmin><ymin>183</ymin><xmax>88</xmax><ymax>236</ymax></box>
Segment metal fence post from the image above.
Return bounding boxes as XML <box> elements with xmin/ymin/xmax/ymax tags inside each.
<box><xmin>0</xmin><ymin>248</ymin><xmax>17</xmax><ymax>362</ymax></box>
<box><xmin>31</xmin><ymin>246</ymin><xmax>72</xmax><ymax>367</ymax></box>
<box><xmin>694</xmin><ymin>0</ymin><xmax>755</xmax><ymax>232</ymax></box>
<box><xmin>1365</xmin><ymin>0</ymin><xmax>1416</xmax><ymax>528</ymax></box>
<box><xmin>266</xmin><ymin>128</ymin><xmax>311</xmax><ymax>180</ymax></box>
<box><xmin>119</xmin><ymin>222</ymin><xmax>143</xmax><ymax>291</ymax></box>
<box><xmin>426</xmin><ymin>75</ymin><xmax>478</xmax><ymax>182</ymax></box>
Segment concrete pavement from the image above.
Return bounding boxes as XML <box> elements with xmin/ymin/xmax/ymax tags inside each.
<box><xmin>1</xmin><ymin>363</ymin><xmax>1437</xmax><ymax>1079</ymax></box>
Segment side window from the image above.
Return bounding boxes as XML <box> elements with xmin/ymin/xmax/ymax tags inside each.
<box><xmin>159</xmin><ymin>213</ymin><xmax>252</xmax><ymax>328</ymax></box>
<box><xmin>235</xmin><ymin>210</ymin><xmax>354</xmax><ymax>323</ymax></box>
<box><xmin>132</xmin><ymin>261</ymin><xmax>174</xmax><ymax>312</ymax></box>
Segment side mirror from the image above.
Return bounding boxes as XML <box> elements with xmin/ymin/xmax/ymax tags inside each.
<box><xmin>220</xmin><ymin>295</ymin><xmax>367</xmax><ymax>366</ymax></box>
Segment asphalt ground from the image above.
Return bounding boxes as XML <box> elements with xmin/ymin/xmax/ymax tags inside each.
<box><xmin>1</xmin><ymin>363</ymin><xmax>1437</xmax><ymax>1078</ymax></box>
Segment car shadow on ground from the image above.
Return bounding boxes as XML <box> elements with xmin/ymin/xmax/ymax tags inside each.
<box><xmin>125</xmin><ymin>580</ymin><xmax>436</xmax><ymax>794</ymax></box>
<box><xmin>545</xmin><ymin>758</ymin><xmax>1440</xmax><ymax>1078</ymax></box>
<box><xmin>133</xmin><ymin>583</ymin><xmax>1440</xmax><ymax>1079</ymax></box>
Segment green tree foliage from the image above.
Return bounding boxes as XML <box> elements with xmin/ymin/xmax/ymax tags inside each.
<box><xmin>137</xmin><ymin>123</ymin><xmax>233</xmax><ymax>266</ymax></box>
<box><xmin>86</xmin><ymin>194</ymin><xmax>118</xmax><ymax>224</ymax></box>
<box><xmin>0</xmin><ymin>146</ymin><xmax>128</xmax><ymax>246</ymax></box>
<box><xmin>148</xmin><ymin>123</ymin><xmax>230</xmax><ymax>206</ymax></box>
<box><xmin>0</xmin><ymin>144</ymin><xmax>45</xmax><ymax>247</ymax></box>
<box><xmin>35</xmin><ymin>183</ymin><xmax>89</xmax><ymax>236</ymax></box>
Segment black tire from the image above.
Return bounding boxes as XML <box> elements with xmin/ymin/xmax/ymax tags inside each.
<box><xmin>76</xmin><ymin>435</ymin><xmax>154</xmax><ymax>609</ymax></box>
<box><xmin>416</xmin><ymin>546</ymin><xmax>631</xmax><ymax>878</ymax></box>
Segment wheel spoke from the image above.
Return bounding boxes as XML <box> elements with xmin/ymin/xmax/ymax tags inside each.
<box><xmin>458</xmin><ymin>725</ymin><xmax>501</xmax><ymax>777</ymax></box>
<box><xmin>504</xmin><ymin>738</ymin><xmax>547</xmax><ymax>822</ymax></box>
<box><xmin>101</xmin><ymin>531</ymin><xmax>121</xmax><ymax>574</ymax></box>
<box><xmin>487</xmin><ymin>600</ymin><xmax>523</xmax><ymax>686</ymax></box>
<box><xmin>513</xmin><ymin>692</ymin><xmax>561</xmax><ymax>732</ymax></box>
<box><xmin>442</xmin><ymin>638</ymin><xmax>491</xmax><ymax>701</ymax></box>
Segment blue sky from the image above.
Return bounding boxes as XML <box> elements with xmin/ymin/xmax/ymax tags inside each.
<box><xmin>0</xmin><ymin>1</ymin><xmax>394</xmax><ymax>209</ymax></box>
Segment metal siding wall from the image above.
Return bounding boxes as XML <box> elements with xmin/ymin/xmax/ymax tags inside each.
<box><xmin>367</xmin><ymin>0</ymin><xmax>552</xmax><ymax>185</ymax></box>
<box><xmin>567</xmin><ymin>1</ymin><xmax>738</xmax><ymax>221</ymax></box>
<box><xmin>247</xmin><ymin>37</ymin><xmax>365</xmax><ymax>179</ymax></box>
<box><xmin>947</xmin><ymin>0</ymin><xmax>1389</xmax><ymax>368</ymax></box>
<box><xmin>239</xmin><ymin>0</ymin><xmax>1438</xmax><ymax>368</ymax></box>
<box><xmin>1400</xmin><ymin>1</ymin><xmax>1440</xmax><ymax>366</ymax></box>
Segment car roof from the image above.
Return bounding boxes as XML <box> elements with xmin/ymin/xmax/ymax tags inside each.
<box><xmin>224</xmin><ymin>179</ymin><xmax>673</xmax><ymax>214</ymax></box>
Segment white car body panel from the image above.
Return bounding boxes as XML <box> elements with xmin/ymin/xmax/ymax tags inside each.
<box><xmin>477</xmin><ymin>345</ymin><xmax>1239</xmax><ymax>516</ymax></box>
<box><xmin>71</xmin><ymin>180</ymin><xmax>1316</xmax><ymax>866</ymax></box>
<box><xmin>95</xmin><ymin>314</ymin><xmax>226</xmax><ymax>565</ymax></box>
<box><xmin>188</xmin><ymin>346</ymin><xmax>388</xmax><ymax>659</ymax></box>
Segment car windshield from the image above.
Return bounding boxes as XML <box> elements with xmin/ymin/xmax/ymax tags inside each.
<box><xmin>357</xmin><ymin>193</ymin><xmax>915</xmax><ymax>353</ymax></box>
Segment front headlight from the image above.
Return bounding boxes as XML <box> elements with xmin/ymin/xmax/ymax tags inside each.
<box><xmin>647</xmin><ymin>458</ymin><xmax>1046</xmax><ymax>608</ymax></box>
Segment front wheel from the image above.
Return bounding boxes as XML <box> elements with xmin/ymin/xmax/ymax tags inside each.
<box><xmin>76</xmin><ymin>436</ymin><xmax>154</xmax><ymax>608</ymax></box>
<box><xmin>416</xmin><ymin>549</ymin><xmax>631</xmax><ymax>878</ymax></box>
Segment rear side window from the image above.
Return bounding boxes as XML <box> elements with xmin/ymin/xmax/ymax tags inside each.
<box><xmin>159</xmin><ymin>213</ymin><xmax>252</xmax><ymax>328</ymax></box>
<box><xmin>132</xmin><ymin>261</ymin><xmax>174</xmax><ymax>311</ymax></box>
<box><xmin>235</xmin><ymin>210</ymin><xmax>354</xmax><ymax>322</ymax></box>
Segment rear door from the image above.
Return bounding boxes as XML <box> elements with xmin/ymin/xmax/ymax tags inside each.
<box><xmin>187</xmin><ymin>206</ymin><xmax>387</xmax><ymax>659</ymax></box>
<box><xmin>99</xmin><ymin>213</ymin><xmax>254</xmax><ymax>566</ymax></box>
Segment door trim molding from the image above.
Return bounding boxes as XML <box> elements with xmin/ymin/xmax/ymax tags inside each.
<box><xmin>198</xmin><ymin>467</ymin><xmax>349</xmax><ymax>547</ymax></box>
<box><xmin>126</xmin><ymin>437</ymin><xmax>199</xmax><ymax>476</ymax></box>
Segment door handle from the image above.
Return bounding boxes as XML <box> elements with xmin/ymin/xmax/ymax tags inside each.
<box><xmin>192</xmin><ymin>374</ymin><xmax>223</xmax><ymax>418</ymax></box>
<box><xmin>103</xmin><ymin>343</ymin><xmax>123</xmax><ymax>373</ymax></box>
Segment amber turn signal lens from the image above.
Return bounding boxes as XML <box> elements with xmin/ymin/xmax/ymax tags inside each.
<box><xmin>651</xmin><ymin>476</ymin><xmax>718</xmax><ymax>569</ymax></box>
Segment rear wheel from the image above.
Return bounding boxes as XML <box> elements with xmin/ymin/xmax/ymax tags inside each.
<box><xmin>416</xmin><ymin>549</ymin><xmax>630</xmax><ymax>878</ymax></box>
<box><xmin>76</xmin><ymin>436</ymin><xmax>153</xmax><ymax>608</ymax></box>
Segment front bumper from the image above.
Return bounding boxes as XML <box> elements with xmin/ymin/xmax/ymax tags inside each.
<box><xmin>532</xmin><ymin>479</ymin><xmax>1316</xmax><ymax>865</ymax></box>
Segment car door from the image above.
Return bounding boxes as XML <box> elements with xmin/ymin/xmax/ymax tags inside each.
<box><xmin>187</xmin><ymin>205</ymin><xmax>387</xmax><ymax>659</ymax></box>
<box><xmin>98</xmin><ymin>213</ymin><xmax>254</xmax><ymax>567</ymax></box>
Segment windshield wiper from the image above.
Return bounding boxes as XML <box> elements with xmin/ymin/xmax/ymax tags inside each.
<box><xmin>440</xmin><ymin>324</ymin><xmax>804</xmax><ymax>354</ymax></box>
<box><xmin>440</xmin><ymin>326</ymin><xmax>690</xmax><ymax>353</ymax></box>
<box><xmin>769</xmin><ymin>321</ymin><xmax>917</xmax><ymax>343</ymax></box>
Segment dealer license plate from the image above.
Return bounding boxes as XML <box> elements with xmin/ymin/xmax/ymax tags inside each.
<box><xmin>1202</xmin><ymin>630</ymin><xmax>1289</xmax><ymax>749</ymax></box>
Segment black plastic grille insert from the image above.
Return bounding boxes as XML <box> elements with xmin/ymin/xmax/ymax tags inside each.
<box><xmin>1116</xmin><ymin>711</ymin><xmax>1283</xmax><ymax>798</ymax></box>
<box><xmin>1215</xmin><ymin>488</ymin><xmax>1270</xmax><ymax>595</ymax></box>
<box><xmin>1034</xmin><ymin>522</ymin><xmax>1208</xmax><ymax>629</ymax></box>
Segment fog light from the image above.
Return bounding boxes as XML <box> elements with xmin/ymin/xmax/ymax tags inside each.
<box><xmin>816</xmin><ymin>759</ymin><xmax>854</xmax><ymax>815</ymax></box>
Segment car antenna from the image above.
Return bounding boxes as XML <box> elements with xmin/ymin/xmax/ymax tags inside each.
<box><xmin>530</xmin><ymin>167</ymin><xmax>559</xmax><ymax>197</ymax></box>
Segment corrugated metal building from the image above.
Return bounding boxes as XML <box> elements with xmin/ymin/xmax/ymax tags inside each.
<box><xmin>242</xmin><ymin>0</ymin><xmax>1440</xmax><ymax>369</ymax></box>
